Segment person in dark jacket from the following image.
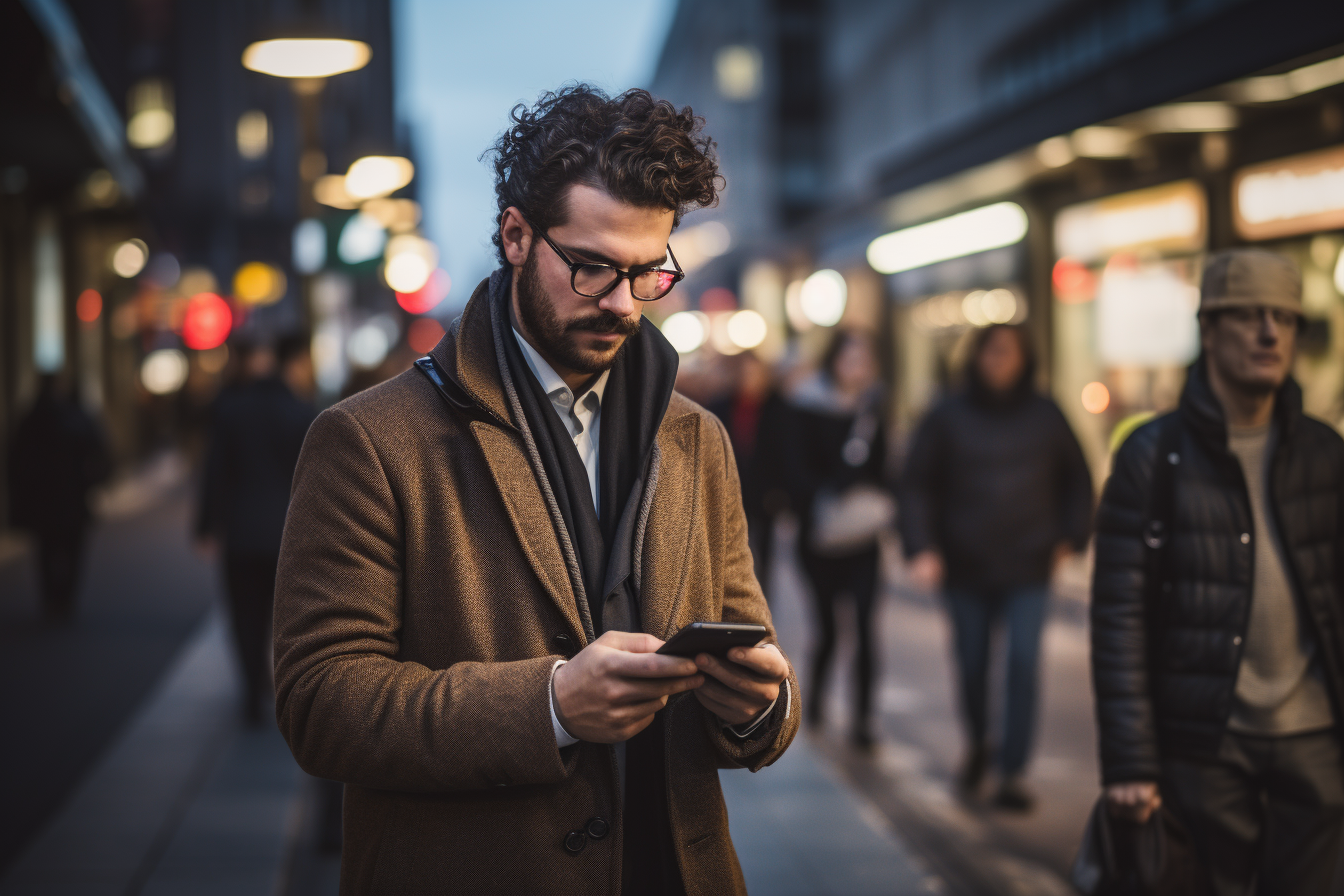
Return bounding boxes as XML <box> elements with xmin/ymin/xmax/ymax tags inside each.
<box><xmin>197</xmin><ymin>335</ymin><xmax>316</xmax><ymax>722</ymax></box>
<box><xmin>1092</xmin><ymin>249</ymin><xmax>1344</xmax><ymax>895</ymax></box>
<box><xmin>787</xmin><ymin>329</ymin><xmax>890</xmax><ymax>749</ymax></box>
<box><xmin>7</xmin><ymin>374</ymin><xmax>110</xmax><ymax>623</ymax></box>
<box><xmin>901</xmin><ymin>324</ymin><xmax>1092</xmax><ymax>810</ymax></box>
<box><xmin>707</xmin><ymin>351</ymin><xmax>791</xmax><ymax>597</ymax></box>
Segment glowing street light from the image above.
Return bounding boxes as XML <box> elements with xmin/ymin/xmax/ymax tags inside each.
<box><xmin>242</xmin><ymin>38</ymin><xmax>371</xmax><ymax>79</ymax></box>
<box><xmin>867</xmin><ymin>202</ymin><xmax>1028</xmax><ymax>275</ymax></box>
<box><xmin>345</xmin><ymin>155</ymin><xmax>414</xmax><ymax>200</ymax></box>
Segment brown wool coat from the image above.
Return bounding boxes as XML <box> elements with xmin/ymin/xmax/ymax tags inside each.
<box><xmin>274</xmin><ymin>281</ymin><xmax>800</xmax><ymax>895</ymax></box>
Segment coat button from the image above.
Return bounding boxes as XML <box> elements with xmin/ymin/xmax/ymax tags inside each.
<box><xmin>563</xmin><ymin>830</ymin><xmax>587</xmax><ymax>854</ymax></box>
<box><xmin>1240</xmin><ymin>533</ymin><xmax>1251</xmax><ymax>544</ymax></box>
<box><xmin>554</xmin><ymin>633</ymin><xmax>574</xmax><ymax>656</ymax></box>
<box><xmin>586</xmin><ymin>817</ymin><xmax>609</xmax><ymax>840</ymax></box>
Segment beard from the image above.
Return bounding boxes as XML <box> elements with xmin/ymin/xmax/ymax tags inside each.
<box><xmin>516</xmin><ymin>250</ymin><xmax>641</xmax><ymax>376</ymax></box>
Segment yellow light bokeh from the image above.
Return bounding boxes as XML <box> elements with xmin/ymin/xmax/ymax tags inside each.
<box><xmin>233</xmin><ymin>262</ymin><xmax>286</xmax><ymax>306</ymax></box>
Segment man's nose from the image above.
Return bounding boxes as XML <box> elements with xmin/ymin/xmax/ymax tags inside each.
<box><xmin>1259</xmin><ymin>311</ymin><xmax>1281</xmax><ymax>343</ymax></box>
<box><xmin>598</xmin><ymin>278</ymin><xmax>636</xmax><ymax>318</ymax></box>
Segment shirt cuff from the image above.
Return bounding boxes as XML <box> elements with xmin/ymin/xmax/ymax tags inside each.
<box><xmin>723</xmin><ymin>679</ymin><xmax>789</xmax><ymax>739</ymax></box>
<box><xmin>549</xmin><ymin>659</ymin><xmax>580</xmax><ymax>748</ymax></box>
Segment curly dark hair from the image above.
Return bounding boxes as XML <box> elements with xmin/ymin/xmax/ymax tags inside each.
<box><xmin>485</xmin><ymin>85</ymin><xmax>722</xmax><ymax>264</ymax></box>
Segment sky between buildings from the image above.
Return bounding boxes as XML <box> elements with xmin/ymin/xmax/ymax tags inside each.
<box><xmin>394</xmin><ymin>0</ymin><xmax>677</xmax><ymax>312</ymax></box>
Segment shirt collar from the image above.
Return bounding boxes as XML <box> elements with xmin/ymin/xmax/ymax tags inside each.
<box><xmin>511</xmin><ymin>326</ymin><xmax>609</xmax><ymax>409</ymax></box>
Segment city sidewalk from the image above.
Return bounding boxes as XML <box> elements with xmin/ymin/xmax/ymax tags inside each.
<box><xmin>0</xmin><ymin>606</ymin><xmax>303</xmax><ymax>896</ymax></box>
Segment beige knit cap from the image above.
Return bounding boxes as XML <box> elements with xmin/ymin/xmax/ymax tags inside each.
<box><xmin>1199</xmin><ymin>248</ymin><xmax>1302</xmax><ymax>314</ymax></box>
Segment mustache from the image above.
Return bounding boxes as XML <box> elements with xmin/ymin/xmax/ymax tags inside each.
<box><xmin>566</xmin><ymin>313</ymin><xmax>641</xmax><ymax>337</ymax></box>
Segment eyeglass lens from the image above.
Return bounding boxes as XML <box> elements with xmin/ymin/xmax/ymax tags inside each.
<box><xmin>573</xmin><ymin>265</ymin><xmax>678</xmax><ymax>300</ymax></box>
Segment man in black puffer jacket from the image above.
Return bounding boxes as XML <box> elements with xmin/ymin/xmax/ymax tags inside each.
<box><xmin>1092</xmin><ymin>248</ymin><xmax>1344</xmax><ymax>895</ymax></box>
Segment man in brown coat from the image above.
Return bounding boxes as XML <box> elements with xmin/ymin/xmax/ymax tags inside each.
<box><xmin>274</xmin><ymin>86</ymin><xmax>800</xmax><ymax>895</ymax></box>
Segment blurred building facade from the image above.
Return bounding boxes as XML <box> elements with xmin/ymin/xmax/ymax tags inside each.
<box><xmin>0</xmin><ymin>0</ymin><xmax>406</xmax><ymax>529</ymax></box>
<box><xmin>650</xmin><ymin>0</ymin><xmax>1344</xmax><ymax>474</ymax></box>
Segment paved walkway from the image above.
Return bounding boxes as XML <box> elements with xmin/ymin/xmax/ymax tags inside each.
<box><xmin>0</xmin><ymin>608</ymin><xmax>303</xmax><ymax>896</ymax></box>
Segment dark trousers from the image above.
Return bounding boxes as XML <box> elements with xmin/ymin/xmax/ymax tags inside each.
<box><xmin>944</xmin><ymin>584</ymin><xmax>1049</xmax><ymax>775</ymax></box>
<box><xmin>800</xmin><ymin>544</ymin><xmax>880</xmax><ymax>733</ymax></box>
<box><xmin>1161</xmin><ymin>729</ymin><xmax>1344</xmax><ymax>896</ymax></box>
<box><xmin>35</xmin><ymin>526</ymin><xmax>89</xmax><ymax>622</ymax></box>
<box><xmin>223</xmin><ymin>552</ymin><xmax>278</xmax><ymax>721</ymax></box>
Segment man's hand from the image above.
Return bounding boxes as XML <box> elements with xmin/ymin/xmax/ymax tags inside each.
<box><xmin>552</xmin><ymin>631</ymin><xmax>703</xmax><ymax>744</ymax></box>
<box><xmin>1105</xmin><ymin>781</ymin><xmax>1162</xmax><ymax>824</ymax></box>
<box><xmin>693</xmin><ymin>643</ymin><xmax>789</xmax><ymax>727</ymax></box>
<box><xmin>908</xmin><ymin>550</ymin><xmax>944</xmax><ymax>591</ymax></box>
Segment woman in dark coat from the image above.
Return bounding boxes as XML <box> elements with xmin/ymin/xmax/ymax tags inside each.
<box><xmin>900</xmin><ymin>324</ymin><xmax>1093</xmax><ymax>810</ymax></box>
<box><xmin>785</xmin><ymin>329</ymin><xmax>890</xmax><ymax>749</ymax></box>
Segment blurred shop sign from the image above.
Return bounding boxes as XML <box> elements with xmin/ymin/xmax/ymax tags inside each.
<box><xmin>1055</xmin><ymin>180</ymin><xmax>1205</xmax><ymax>263</ymax></box>
<box><xmin>1096</xmin><ymin>260</ymin><xmax>1200</xmax><ymax>367</ymax></box>
<box><xmin>1233</xmin><ymin>145</ymin><xmax>1344</xmax><ymax>241</ymax></box>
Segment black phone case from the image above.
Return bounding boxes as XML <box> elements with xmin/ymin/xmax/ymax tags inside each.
<box><xmin>656</xmin><ymin>622</ymin><xmax>768</xmax><ymax>658</ymax></box>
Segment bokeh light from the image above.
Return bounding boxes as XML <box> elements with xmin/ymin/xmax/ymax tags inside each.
<box><xmin>726</xmin><ymin>309</ymin><xmax>767</xmax><ymax>349</ymax></box>
<box><xmin>232</xmin><ymin>262</ymin><xmax>286</xmax><ymax>306</ymax></box>
<box><xmin>111</xmin><ymin>239</ymin><xmax>149</xmax><ymax>278</ymax></box>
<box><xmin>407</xmin><ymin>317</ymin><xmax>446</xmax><ymax>354</ymax></box>
<box><xmin>241</xmin><ymin>39</ymin><xmax>371</xmax><ymax>79</ymax></box>
<box><xmin>1082</xmin><ymin>381</ymin><xmax>1111</xmax><ymax>414</ymax></box>
<box><xmin>181</xmin><ymin>293</ymin><xmax>232</xmax><ymax>350</ymax></box>
<box><xmin>800</xmin><ymin>269</ymin><xmax>847</xmax><ymax>327</ymax></box>
<box><xmin>76</xmin><ymin>289</ymin><xmax>102</xmax><ymax>324</ymax></box>
<box><xmin>141</xmin><ymin>349</ymin><xmax>189</xmax><ymax>395</ymax></box>
<box><xmin>661</xmin><ymin>311</ymin><xmax>708</xmax><ymax>353</ymax></box>
<box><xmin>396</xmin><ymin>268</ymin><xmax>451</xmax><ymax>314</ymax></box>
<box><xmin>345</xmin><ymin>156</ymin><xmax>414</xmax><ymax>201</ymax></box>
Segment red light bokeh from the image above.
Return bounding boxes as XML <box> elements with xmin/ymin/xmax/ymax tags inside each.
<box><xmin>182</xmin><ymin>292</ymin><xmax>233</xmax><ymax>350</ymax></box>
<box><xmin>1052</xmin><ymin>257</ymin><xmax>1095</xmax><ymax>303</ymax></box>
<box><xmin>407</xmin><ymin>317</ymin><xmax>446</xmax><ymax>354</ymax></box>
<box><xmin>396</xmin><ymin>268</ymin><xmax>451</xmax><ymax>314</ymax></box>
<box><xmin>76</xmin><ymin>289</ymin><xmax>103</xmax><ymax>324</ymax></box>
<box><xmin>699</xmin><ymin>287</ymin><xmax>737</xmax><ymax>313</ymax></box>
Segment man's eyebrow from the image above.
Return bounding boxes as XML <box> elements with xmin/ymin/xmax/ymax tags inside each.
<box><xmin>563</xmin><ymin>242</ymin><xmax>668</xmax><ymax>269</ymax></box>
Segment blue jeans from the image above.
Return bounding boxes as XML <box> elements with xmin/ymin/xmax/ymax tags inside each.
<box><xmin>944</xmin><ymin>585</ymin><xmax>1049</xmax><ymax>776</ymax></box>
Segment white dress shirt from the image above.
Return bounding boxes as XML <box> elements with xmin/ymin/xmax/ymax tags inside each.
<box><xmin>509</xmin><ymin>328</ymin><xmax>782</xmax><ymax>750</ymax></box>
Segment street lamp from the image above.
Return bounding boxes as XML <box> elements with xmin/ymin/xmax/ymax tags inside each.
<box><xmin>242</xmin><ymin>38</ymin><xmax>371</xmax><ymax>79</ymax></box>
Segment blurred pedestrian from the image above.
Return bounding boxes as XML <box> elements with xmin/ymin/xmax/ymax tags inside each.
<box><xmin>708</xmin><ymin>351</ymin><xmax>791</xmax><ymax>595</ymax></box>
<box><xmin>901</xmin><ymin>323</ymin><xmax>1092</xmax><ymax>810</ymax></box>
<box><xmin>1092</xmin><ymin>249</ymin><xmax>1344</xmax><ymax>895</ymax></box>
<box><xmin>197</xmin><ymin>334</ymin><xmax>315</xmax><ymax>724</ymax></box>
<box><xmin>787</xmin><ymin>329</ymin><xmax>892</xmax><ymax>750</ymax></box>
<box><xmin>6</xmin><ymin>374</ymin><xmax>110</xmax><ymax>623</ymax></box>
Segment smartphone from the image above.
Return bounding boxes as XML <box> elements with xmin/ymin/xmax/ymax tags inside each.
<box><xmin>656</xmin><ymin>622</ymin><xmax>768</xmax><ymax>659</ymax></box>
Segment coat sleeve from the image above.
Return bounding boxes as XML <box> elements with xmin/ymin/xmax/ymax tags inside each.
<box><xmin>696</xmin><ymin>414</ymin><xmax>801</xmax><ymax>771</ymax></box>
<box><xmin>273</xmin><ymin>407</ymin><xmax>572</xmax><ymax>793</ymax></box>
<box><xmin>1090</xmin><ymin>424</ymin><xmax>1162</xmax><ymax>786</ymax></box>
<box><xmin>898</xmin><ymin>405</ymin><xmax>944</xmax><ymax>558</ymax></box>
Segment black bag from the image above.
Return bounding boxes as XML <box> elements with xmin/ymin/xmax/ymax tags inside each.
<box><xmin>1071</xmin><ymin>800</ymin><xmax>1212</xmax><ymax>896</ymax></box>
<box><xmin>1073</xmin><ymin>416</ymin><xmax>1211</xmax><ymax>895</ymax></box>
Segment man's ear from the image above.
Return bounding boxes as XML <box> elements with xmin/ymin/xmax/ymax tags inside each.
<box><xmin>500</xmin><ymin>207</ymin><xmax>532</xmax><ymax>267</ymax></box>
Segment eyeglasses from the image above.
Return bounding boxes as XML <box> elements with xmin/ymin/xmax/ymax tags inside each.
<box><xmin>528</xmin><ymin>220</ymin><xmax>683</xmax><ymax>301</ymax></box>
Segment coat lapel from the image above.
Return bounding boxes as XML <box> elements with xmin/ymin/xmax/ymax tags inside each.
<box><xmin>471</xmin><ymin>421</ymin><xmax>586</xmax><ymax>644</ymax></box>
<box><xmin>639</xmin><ymin>408</ymin><xmax>701</xmax><ymax>639</ymax></box>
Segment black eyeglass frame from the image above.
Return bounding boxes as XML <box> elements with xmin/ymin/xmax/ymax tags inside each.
<box><xmin>526</xmin><ymin>218</ymin><xmax>684</xmax><ymax>300</ymax></box>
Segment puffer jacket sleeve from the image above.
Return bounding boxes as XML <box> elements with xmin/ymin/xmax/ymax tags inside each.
<box><xmin>1091</xmin><ymin>420</ymin><xmax>1163</xmax><ymax>785</ymax></box>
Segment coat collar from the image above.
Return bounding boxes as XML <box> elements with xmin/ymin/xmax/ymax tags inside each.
<box><xmin>1180</xmin><ymin>357</ymin><xmax>1303</xmax><ymax>453</ymax></box>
